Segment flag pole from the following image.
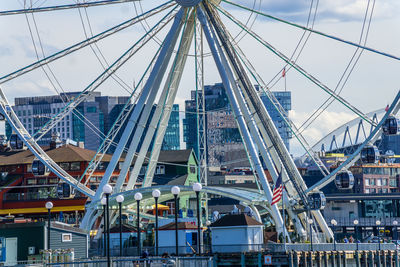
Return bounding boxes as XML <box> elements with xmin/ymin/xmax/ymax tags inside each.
<box><xmin>282</xmin><ymin>184</ymin><xmax>287</xmax><ymax>252</ymax></box>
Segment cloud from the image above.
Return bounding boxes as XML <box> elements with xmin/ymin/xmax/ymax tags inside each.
<box><xmin>229</xmin><ymin>0</ymin><xmax>400</xmax><ymax>23</ymax></box>
<box><xmin>289</xmin><ymin>110</ymin><xmax>357</xmax><ymax>155</ymax></box>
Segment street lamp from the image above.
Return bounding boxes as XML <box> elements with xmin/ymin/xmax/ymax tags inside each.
<box><xmin>393</xmin><ymin>220</ymin><xmax>398</xmax><ymax>240</ymax></box>
<box><xmin>308</xmin><ymin>218</ymin><xmax>314</xmax><ymax>251</ymax></box>
<box><xmin>116</xmin><ymin>195</ymin><xmax>124</xmax><ymax>257</ymax></box>
<box><xmin>206</xmin><ymin>220</ymin><xmax>212</xmax><ymax>254</ymax></box>
<box><xmin>376</xmin><ymin>220</ymin><xmax>381</xmax><ymax>251</ymax></box>
<box><xmin>171</xmin><ymin>186</ymin><xmax>180</xmax><ymax>256</ymax></box>
<box><xmin>152</xmin><ymin>189</ymin><xmax>161</xmax><ymax>256</ymax></box>
<box><xmin>353</xmin><ymin>219</ymin><xmax>359</xmax><ymax>251</ymax></box>
<box><xmin>134</xmin><ymin>192</ymin><xmax>143</xmax><ymax>257</ymax></box>
<box><xmin>45</xmin><ymin>201</ymin><xmax>53</xmax><ymax>250</ymax></box>
<box><xmin>101</xmin><ymin>197</ymin><xmax>107</xmax><ymax>257</ymax></box>
<box><xmin>331</xmin><ymin>219</ymin><xmax>337</xmax><ymax>251</ymax></box>
<box><xmin>193</xmin><ymin>182</ymin><xmax>202</xmax><ymax>255</ymax></box>
<box><xmin>102</xmin><ymin>184</ymin><xmax>112</xmax><ymax>267</ymax></box>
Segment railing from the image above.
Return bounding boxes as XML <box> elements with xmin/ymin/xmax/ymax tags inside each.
<box><xmin>325</xmin><ymin>217</ymin><xmax>400</xmax><ymax>227</ymax></box>
<box><xmin>265</xmin><ymin>243</ymin><xmax>396</xmax><ymax>252</ymax></box>
<box><xmin>43</xmin><ymin>256</ymin><xmax>212</xmax><ymax>267</ymax></box>
<box><xmin>3</xmin><ymin>192</ymin><xmax>57</xmax><ymax>201</ymax></box>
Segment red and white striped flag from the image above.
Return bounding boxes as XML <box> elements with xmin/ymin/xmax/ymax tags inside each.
<box><xmin>271</xmin><ymin>171</ymin><xmax>283</xmax><ymax>206</ymax></box>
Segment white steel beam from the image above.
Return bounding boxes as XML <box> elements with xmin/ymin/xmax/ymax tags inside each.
<box><xmin>143</xmin><ymin>11</ymin><xmax>195</xmax><ymax>187</ymax></box>
<box><xmin>197</xmin><ymin>6</ymin><xmax>285</xmax><ymax>235</ymax></box>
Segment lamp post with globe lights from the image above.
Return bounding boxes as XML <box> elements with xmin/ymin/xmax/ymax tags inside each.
<box><xmin>101</xmin><ymin>197</ymin><xmax>107</xmax><ymax>257</ymax></box>
<box><xmin>134</xmin><ymin>192</ymin><xmax>143</xmax><ymax>256</ymax></box>
<box><xmin>193</xmin><ymin>182</ymin><xmax>202</xmax><ymax>255</ymax></box>
<box><xmin>331</xmin><ymin>219</ymin><xmax>338</xmax><ymax>251</ymax></box>
<box><xmin>152</xmin><ymin>189</ymin><xmax>161</xmax><ymax>256</ymax></box>
<box><xmin>116</xmin><ymin>195</ymin><xmax>124</xmax><ymax>257</ymax></box>
<box><xmin>353</xmin><ymin>219</ymin><xmax>359</xmax><ymax>250</ymax></box>
<box><xmin>308</xmin><ymin>218</ymin><xmax>314</xmax><ymax>251</ymax></box>
<box><xmin>45</xmin><ymin>201</ymin><xmax>53</xmax><ymax>250</ymax></box>
<box><xmin>393</xmin><ymin>220</ymin><xmax>398</xmax><ymax>240</ymax></box>
<box><xmin>206</xmin><ymin>220</ymin><xmax>212</xmax><ymax>254</ymax></box>
<box><xmin>102</xmin><ymin>184</ymin><xmax>112</xmax><ymax>267</ymax></box>
<box><xmin>171</xmin><ymin>186</ymin><xmax>180</xmax><ymax>256</ymax></box>
<box><xmin>376</xmin><ymin>220</ymin><xmax>381</xmax><ymax>251</ymax></box>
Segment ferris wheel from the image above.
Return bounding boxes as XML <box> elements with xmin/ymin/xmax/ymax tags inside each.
<box><xmin>0</xmin><ymin>0</ymin><xmax>399</xmax><ymax>242</ymax></box>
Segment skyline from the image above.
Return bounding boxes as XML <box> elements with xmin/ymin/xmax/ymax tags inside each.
<box><xmin>0</xmin><ymin>0</ymin><xmax>399</xmax><ymax>155</ymax></box>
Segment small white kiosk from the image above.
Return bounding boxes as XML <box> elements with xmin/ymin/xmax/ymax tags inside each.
<box><xmin>210</xmin><ymin>214</ymin><xmax>264</xmax><ymax>253</ymax></box>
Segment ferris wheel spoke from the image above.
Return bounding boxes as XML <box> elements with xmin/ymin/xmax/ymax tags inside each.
<box><xmin>32</xmin><ymin>7</ymin><xmax>178</xmax><ymax>142</ymax></box>
<box><xmin>0</xmin><ymin>0</ymin><xmax>163</xmax><ymax>16</ymax></box>
<box><xmin>0</xmin><ymin>1</ymin><xmax>176</xmax><ymax>85</ymax></box>
<box><xmin>221</xmin><ymin>0</ymin><xmax>400</xmax><ymax>62</ymax></box>
<box><xmin>216</xmin><ymin>5</ymin><xmax>377</xmax><ymax>127</ymax></box>
<box><xmin>0</xmin><ymin>89</ymin><xmax>95</xmax><ymax>197</ymax></box>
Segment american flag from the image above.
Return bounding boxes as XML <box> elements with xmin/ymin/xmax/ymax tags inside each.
<box><xmin>271</xmin><ymin>171</ymin><xmax>283</xmax><ymax>206</ymax></box>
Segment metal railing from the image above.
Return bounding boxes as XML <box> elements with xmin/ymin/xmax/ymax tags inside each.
<box><xmin>43</xmin><ymin>256</ymin><xmax>212</xmax><ymax>267</ymax></box>
<box><xmin>325</xmin><ymin>216</ymin><xmax>400</xmax><ymax>227</ymax></box>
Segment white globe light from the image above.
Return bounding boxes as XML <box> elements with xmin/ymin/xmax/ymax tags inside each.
<box><xmin>376</xmin><ymin>220</ymin><xmax>381</xmax><ymax>226</ymax></box>
<box><xmin>171</xmin><ymin>186</ymin><xmax>180</xmax><ymax>195</ymax></box>
<box><xmin>134</xmin><ymin>192</ymin><xmax>143</xmax><ymax>201</ymax></box>
<box><xmin>393</xmin><ymin>220</ymin><xmax>398</xmax><ymax>226</ymax></box>
<box><xmin>353</xmin><ymin>219</ymin><xmax>359</xmax><ymax>225</ymax></box>
<box><xmin>152</xmin><ymin>189</ymin><xmax>161</xmax><ymax>198</ymax></box>
<box><xmin>45</xmin><ymin>201</ymin><xmax>53</xmax><ymax>210</ymax></box>
<box><xmin>192</xmin><ymin>182</ymin><xmax>202</xmax><ymax>192</ymax></box>
<box><xmin>331</xmin><ymin>219</ymin><xmax>337</xmax><ymax>226</ymax></box>
<box><xmin>206</xmin><ymin>220</ymin><xmax>211</xmax><ymax>226</ymax></box>
<box><xmin>102</xmin><ymin>184</ymin><xmax>113</xmax><ymax>194</ymax></box>
<box><xmin>101</xmin><ymin>197</ymin><xmax>107</xmax><ymax>206</ymax></box>
<box><xmin>116</xmin><ymin>195</ymin><xmax>124</xmax><ymax>203</ymax></box>
<box><xmin>307</xmin><ymin>218</ymin><xmax>313</xmax><ymax>224</ymax></box>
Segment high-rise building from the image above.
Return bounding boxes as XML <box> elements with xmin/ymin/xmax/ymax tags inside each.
<box><xmin>10</xmin><ymin>93</ymin><xmax>180</xmax><ymax>152</ymax></box>
<box><xmin>184</xmin><ymin>83</ymin><xmax>292</xmax><ymax>168</ymax></box>
<box><xmin>161</xmin><ymin>104</ymin><xmax>180</xmax><ymax>151</ymax></box>
<box><xmin>11</xmin><ymin>92</ymin><xmax>129</xmax><ymax>150</ymax></box>
<box><xmin>259</xmin><ymin>90</ymin><xmax>292</xmax><ymax>151</ymax></box>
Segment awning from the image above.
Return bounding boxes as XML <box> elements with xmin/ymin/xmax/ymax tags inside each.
<box><xmin>0</xmin><ymin>205</ymin><xmax>85</xmax><ymax>215</ymax></box>
<box><xmin>151</xmin><ymin>204</ymin><xmax>169</xmax><ymax>210</ymax></box>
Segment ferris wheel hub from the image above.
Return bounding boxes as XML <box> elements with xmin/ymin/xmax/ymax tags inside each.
<box><xmin>175</xmin><ymin>0</ymin><xmax>202</xmax><ymax>7</ymax></box>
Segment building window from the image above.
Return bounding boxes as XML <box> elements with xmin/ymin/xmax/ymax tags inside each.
<box><xmin>60</xmin><ymin>162</ymin><xmax>70</xmax><ymax>171</ymax></box>
<box><xmin>87</xmin><ymin>107</ymin><xmax>97</xmax><ymax>113</ymax></box>
<box><xmin>155</xmin><ymin>165</ymin><xmax>165</xmax><ymax>175</ymax></box>
<box><xmin>62</xmin><ymin>233</ymin><xmax>72</xmax><ymax>242</ymax></box>
<box><xmin>377</xmin><ymin>179</ymin><xmax>382</xmax><ymax>186</ymax></box>
<box><xmin>365</xmin><ymin>179</ymin><xmax>369</xmax><ymax>186</ymax></box>
<box><xmin>70</xmin><ymin>162</ymin><xmax>80</xmax><ymax>171</ymax></box>
<box><xmin>189</xmin><ymin>164</ymin><xmax>196</xmax><ymax>174</ymax></box>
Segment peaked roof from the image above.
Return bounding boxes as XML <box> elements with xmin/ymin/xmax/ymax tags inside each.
<box><xmin>210</xmin><ymin>214</ymin><xmax>263</xmax><ymax>227</ymax></box>
<box><xmin>159</xmin><ymin>222</ymin><xmax>198</xmax><ymax>231</ymax></box>
<box><xmin>0</xmin><ymin>144</ymin><xmax>115</xmax><ymax>166</ymax></box>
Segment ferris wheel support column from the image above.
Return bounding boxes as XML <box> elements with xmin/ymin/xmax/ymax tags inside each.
<box><xmin>196</xmin><ymin>7</ymin><xmax>285</xmax><ymax>235</ymax></box>
<box><xmin>215</xmin><ymin>33</ymin><xmax>294</xmax><ymax>240</ymax></box>
<box><xmin>81</xmin><ymin>9</ymin><xmax>186</xmax><ymax>230</ymax></box>
<box><xmin>203</xmin><ymin>3</ymin><xmax>332</xmax><ymax>241</ymax></box>
<box><xmin>113</xmin><ymin>13</ymin><xmax>188</xmax><ymax>194</ymax></box>
<box><xmin>143</xmin><ymin>11</ymin><xmax>195</xmax><ymax>188</ymax></box>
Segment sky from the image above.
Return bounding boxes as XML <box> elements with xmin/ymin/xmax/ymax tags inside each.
<box><xmin>0</xmin><ymin>0</ymin><xmax>399</xmax><ymax>156</ymax></box>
